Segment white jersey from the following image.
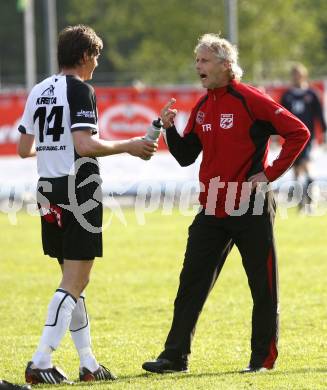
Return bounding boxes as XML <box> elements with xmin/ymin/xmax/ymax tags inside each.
<box><xmin>19</xmin><ymin>74</ymin><xmax>99</xmax><ymax>178</ymax></box>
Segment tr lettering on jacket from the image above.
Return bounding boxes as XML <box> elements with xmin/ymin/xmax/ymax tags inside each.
<box><xmin>202</xmin><ymin>123</ymin><xmax>212</xmax><ymax>132</ymax></box>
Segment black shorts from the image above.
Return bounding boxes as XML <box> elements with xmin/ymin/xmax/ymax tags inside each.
<box><xmin>37</xmin><ymin>175</ymin><xmax>103</xmax><ymax>261</ymax></box>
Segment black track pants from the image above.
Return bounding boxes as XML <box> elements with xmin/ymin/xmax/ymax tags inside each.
<box><xmin>160</xmin><ymin>201</ymin><xmax>279</xmax><ymax>369</ymax></box>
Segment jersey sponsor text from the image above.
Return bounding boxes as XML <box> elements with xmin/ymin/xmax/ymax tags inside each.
<box><xmin>36</xmin><ymin>145</ymin><xmax>66</xmax><ymax>152</ymax></box>
<box><xmin>36</xmin><ymin>97</ymin><xmax>57</xmax><ymax>105</ymax></box>
<box><xmin>76</xmin><ymin>109</ymin><xmax>95</xmax><ymax>118</ymax></box>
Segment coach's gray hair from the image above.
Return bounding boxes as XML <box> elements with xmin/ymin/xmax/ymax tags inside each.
<box><xmin>195</xmin><ymin>33</ymin><xmax>243</xmax><ymax>81</ymax></box>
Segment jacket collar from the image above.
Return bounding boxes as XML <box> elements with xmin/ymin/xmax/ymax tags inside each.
<box><xmin>207</xmin><ymin>79</ymin><xmax>238</xmax><ymax>98</ymax></box>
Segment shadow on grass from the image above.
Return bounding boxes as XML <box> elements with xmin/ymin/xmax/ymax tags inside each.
<box><xmin>119</xmin><ymin>370</ymin><xmax>245</xmax><ymax>380</ymax></box>
<box><xmin>31</xmin><ymin>367</ymin><xmax>327</xmax><ymax>388</ymax></box>
<box><xmin>118</xmin><ymin>367</ymin><xmax>327</xmax><ymax>380</ymax></box>
<box><xmin>268</xmin><ymin>368</ymin><xmax>327</xmax><ymax>375</ymax></box>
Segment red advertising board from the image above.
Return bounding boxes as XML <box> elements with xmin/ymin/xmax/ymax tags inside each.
<box><xmin>0</xmin><ymin>86</ymin><xmax>204</xmax><ymax>156</ymax></box>
<box><xmin>0</xmin><ymin>82</ymin><xmax>325</xmax><ymax>156</ymax></box>
<box><xmin>95</xmin><ymin>86</ymin><xmax>203</xmax><ymax>150</ymax></box>
<box><xmin>0</xmin><ymin>92</ymin><xmax>27</xmax><ymax>155</ymax></box>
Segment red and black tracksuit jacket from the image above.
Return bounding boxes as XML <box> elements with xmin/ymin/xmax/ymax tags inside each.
<box><xmin>166</xmin><ymin>79</ymin><xmax>310</xmax><ymax>216</ymax></box>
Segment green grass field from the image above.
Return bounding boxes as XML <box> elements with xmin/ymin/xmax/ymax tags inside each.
<box><xmin>0</xmin><ymin>207</ymin><xmax>326</xmax><ymax>389</ymax></box>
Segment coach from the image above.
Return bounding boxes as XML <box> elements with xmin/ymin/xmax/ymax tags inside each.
<box><xmin>142</xmin><ymin>33</ymin><xmax>310</xmax><ymax>374</ymax></box>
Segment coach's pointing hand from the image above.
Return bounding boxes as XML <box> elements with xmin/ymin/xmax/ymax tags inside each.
<box><xmin>161</xmin><ymin>98</ymin><xmax>178</xmax><ymax>129</ymax></box>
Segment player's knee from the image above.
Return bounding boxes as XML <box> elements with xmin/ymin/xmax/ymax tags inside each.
<box><xmin>61</xmin><ymin>272</ymin><xmax>90</xmax><ymax>293</ymax></box>
<box><xmin>73</xmin><ymin>277</ymin><xmax>90</xmax><ymax>297</ymax></box>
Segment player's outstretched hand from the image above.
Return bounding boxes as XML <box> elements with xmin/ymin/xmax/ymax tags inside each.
<box><xmin>127</xmin><ymin>137</ymin><xmax>158</xmax><ymax>160</ymax></box>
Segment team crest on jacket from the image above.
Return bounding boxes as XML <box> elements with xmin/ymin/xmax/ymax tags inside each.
<box><xmin>196</xmin><ymin>111</ymin><xmax>205</xmax><ymax>124</ymax></box>
<box><xmin>220</xmin><ymin>114</ymin><xmax>234</xmax><ymax>129</ymax></box>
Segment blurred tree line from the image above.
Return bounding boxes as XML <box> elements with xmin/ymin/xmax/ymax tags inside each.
<box><xmin>1</xmin><ymin>0</ymin><xmax>327</xmax><ymax>87</ymax></box>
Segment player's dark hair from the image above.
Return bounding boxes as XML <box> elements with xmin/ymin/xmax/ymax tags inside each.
<box><xmin>57</xmin><ymin>25</ymin><xmax>103</xmax><ymax>69</ymax></box>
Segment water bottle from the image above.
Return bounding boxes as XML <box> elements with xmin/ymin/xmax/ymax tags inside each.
<box><xmin>143</xmin><ymin>118</ymin><xmax>162</xmax><ymax>160</ymax></box>
<box><xmin>144</xmin><ymin>117</ymin><xmax>162</xmax><ymax>142</ymax></box>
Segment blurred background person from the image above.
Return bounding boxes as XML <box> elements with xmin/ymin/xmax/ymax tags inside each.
<box><xmin>281</xmin><ymin>63</ymin><xmax>327</xmax><ymax>212</ymax></box>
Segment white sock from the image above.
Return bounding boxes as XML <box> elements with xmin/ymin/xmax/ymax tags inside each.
<box><xmin>32</xmin><ymin>289</ymin><xmax>76</xmax><ymax>369</ymax></box>
<box><xmin>70</xmin><ymin>293</ymin><xmax>99</xmax><ymax>372</ymax></box>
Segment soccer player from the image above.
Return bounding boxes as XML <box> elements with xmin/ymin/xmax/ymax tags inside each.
<box><xmin>281</xmin><ymin>63</ymin><xmax>326</xmax><ymax>212</ymax></box>
<box><xmin>18</xmin><ymin>25</ymin><xmax>157</xmax><ymax>385</ymax></box>
<box><xmin>142</xmin><ymin>33</ymin><xmax>310</xmax><ymax>374</ymax></box>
